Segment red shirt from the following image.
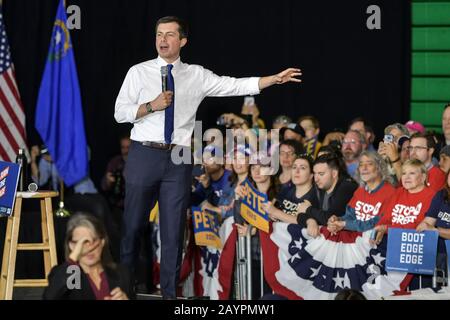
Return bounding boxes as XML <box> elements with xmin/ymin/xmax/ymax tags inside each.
<box><xmin>67</xmin><ymin>259</ymin><xmax>111</xmax><ymax>300</ymax></box>
<box><xmin>378</xmin><ymin>186</ymin><xmax>436</xmax><ymax>229</ymax></box>
<box><xmin>428</xmin><ymin>165</ymin><xmax>446</xmax><ymax>192</ymax></box>
<box><xmin>87</xmin><ymin>271</ymin><xmax>111</xmax><ymax>300</ymax></box>
<box><xmin>348</xmin><ymin>182</ymin><xmax>396</xmax><ymax>222</ymax></box>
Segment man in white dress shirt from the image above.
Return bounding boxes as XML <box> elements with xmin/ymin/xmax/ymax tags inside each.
<box><xmin>115</xmin><ymin>16</ymin><xmax>301</xmax><ymax>299</ymax></box>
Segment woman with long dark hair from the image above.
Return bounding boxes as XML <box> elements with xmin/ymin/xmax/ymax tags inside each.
<box><xmin>264</xmin><ymin>154</ymin><xmax>318</xmax><ymax>224</ymax></box>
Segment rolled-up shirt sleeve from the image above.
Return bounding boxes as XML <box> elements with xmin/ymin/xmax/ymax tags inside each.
<box><xmin>115</xmin><ymin>67</ymin><xmax>142</xmax><ymax>124</ymax></box>
<box><xmin>201</xmin><ymin>68</ymin><xmax>261</xmax><ymax>97</ymax></box>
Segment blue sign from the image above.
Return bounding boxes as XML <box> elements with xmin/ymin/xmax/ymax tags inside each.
<box><xmin>386</xmin><ymin>228</ymin><xmax>439</xmax><ymax>275</ymax></box>
<box><xmin>0</xmin><ymin>161</ymin><xmax>21</xmax><ymax>217</ymax></box>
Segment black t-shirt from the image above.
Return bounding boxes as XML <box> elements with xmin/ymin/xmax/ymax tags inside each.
<box><xmin>275</xmin><ymin>183</ymin><xmax>319</xmax><ymax>216</ymax></box>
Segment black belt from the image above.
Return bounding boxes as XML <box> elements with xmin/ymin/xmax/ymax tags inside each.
<box><xmin>140</xmin><ymin>141</ymin><xmax>177</xmax><ymax>150</ymax></box>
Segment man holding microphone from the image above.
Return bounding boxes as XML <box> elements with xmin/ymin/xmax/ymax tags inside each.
<box><xmin>115</xmin><ymin>16</ymin><xmax>302</xmax><ymax>299</ymax></box>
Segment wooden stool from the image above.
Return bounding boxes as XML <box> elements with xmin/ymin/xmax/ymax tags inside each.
<box><xmin>0</xmin><ymin>191</ymin><xmax>59</xmax><ymax>300</ymax></box>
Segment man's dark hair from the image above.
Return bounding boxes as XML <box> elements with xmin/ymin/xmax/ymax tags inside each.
<box><xmin>348</xmin><ymin>116</ymin><xmax>373</xmax><ymax>132</ymax></box>
<box><xmin>313</xmin><ymin>153</ymin><xmax>349</xmax><ymax>179</ymax></box>
<box><xmin>155</xmin><ymin>16</ymin><xmax>189</xmax><ymax>39</ymax></box>
<box><xmin>318</xmin><ymin>144</ymin><xmax>341</xmax><ymax>157</ymax></box>
<box><xmin>295</xmin><ymin>153</ymin><xmax>314</xmax><ymax>172</ymax></box>
<box><xmin>334</xmin><ymin>289</ymin><xmax>366</xmax><ymax>300</ymax></box>
<box><xmin>348</xmin><ymin>117</ymin><xmax>377</xmax><ymax>144</ymax></box>
<box><xmin>411</xmin><ymin>132</ymin><xmax>436</xmax><ymax>150</ymax></box>
<box><xmin>444</xmin><ymin>102</ymin><xmax>450</xmax><ymax>111</ymax></box>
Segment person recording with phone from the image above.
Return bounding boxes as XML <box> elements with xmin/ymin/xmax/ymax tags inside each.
<box><xmin>378</xmin><ymin>123</ymin><xmax>411</xmax><ymax>185</ymax></box>
<box><xmin>240</xmin><ymin>96</ymin><xmax>266</xmax><ymax>130</ymax></box>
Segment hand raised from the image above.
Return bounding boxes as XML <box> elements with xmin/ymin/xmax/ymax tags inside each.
<box><xmin>274</xmin><ymin>68</ymin><xmax>302</xmax><ymax>85</ymax></box>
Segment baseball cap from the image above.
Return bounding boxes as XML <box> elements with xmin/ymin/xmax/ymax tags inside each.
<box><xmin>40</xmin><ymin>145</ymin><xmax>49</xmax><ymax>155</ymax></box>
<box><xmin>280</xmin><ymin>123</ymin><xmax>306</xmax><ymax>139</ymax></box>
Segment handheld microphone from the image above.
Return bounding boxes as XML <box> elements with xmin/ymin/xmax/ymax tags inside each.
<box><xmin>160</xmin><ymin>66</ymin><xmax>168</xmax><ymax>92</ymax></box>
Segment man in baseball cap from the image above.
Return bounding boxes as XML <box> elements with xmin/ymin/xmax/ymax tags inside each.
<box><xmin>280</xmin><ymin>123</ymin><xmax>305</xmax><ymax>144</ymax></box>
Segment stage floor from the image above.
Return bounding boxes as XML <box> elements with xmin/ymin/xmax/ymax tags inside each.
<box><xmin>12</xmin><ymin>288</ymin><xmax>164</xmax><ymax>300</ymax></box>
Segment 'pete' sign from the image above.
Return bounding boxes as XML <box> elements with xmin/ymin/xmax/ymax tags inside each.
<box><xmin>0</xmin><ymin>161</ymin><xmax>21</xmax><ymax>217</ymax></box>
<box><xmin>386</xmin><ymin>228</ymin><xmax>438</xmax><ymax>275</ymax></box>
<box><xmin>240</xmin><ymin>179</ymin><xmax>269</xmax><ymax>233</ymax></box>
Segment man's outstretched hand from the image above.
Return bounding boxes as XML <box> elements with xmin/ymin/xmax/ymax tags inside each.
<box><xmin>259</xmin><ymin>68</ymin><xmax>302</xmax><ymax>90</ymax></box>
<box><xmin>274</xmin><ymin>68</ymin><xmax>302</xmax><ymax>84</ymax></box>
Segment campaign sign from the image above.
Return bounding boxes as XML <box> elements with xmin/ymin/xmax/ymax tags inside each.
<box><xmin>192</xmin><ymin>207</ymin><xmax>222</xmax><ymax>249</ymax></box>
<box><xmin>240</xmin><ymin>179</ymin><xmax>269</xmax><ymax>233</ymax></box>
<box><xmin>0</xmin><ymin>161</ymin><xmax>21</xmax><ymax>217</ymax></box>
<box><xmin>386</xmin><ymin>228</ymin><xmax>438</xmax><ymax>275</ymax></box>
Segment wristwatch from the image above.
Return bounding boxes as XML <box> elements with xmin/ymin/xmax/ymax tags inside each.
<box><xmin>145</xmin><ymin>102</ymin><xmax>153</xmax><ymax>114</ymax></box>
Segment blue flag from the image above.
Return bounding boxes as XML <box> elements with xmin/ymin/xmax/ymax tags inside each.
<box><xmin>35</xmin><ymin>0</ymin><xmax>87</xmax><ymax>187</ymax></box>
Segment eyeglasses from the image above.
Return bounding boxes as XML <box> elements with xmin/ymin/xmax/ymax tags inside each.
<box><xmin>406</xmin><ymin>146</ymin><xmax>429</xmax><ymax>152</ymax></box>
<box><xmin>342</xmin><ymin>139</ymin><xmax>360</xmax><ymax>145</ymax></box>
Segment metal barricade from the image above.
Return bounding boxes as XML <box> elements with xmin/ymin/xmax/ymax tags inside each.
<box><xmin>235</xmin><ymin>225</ymin><xmax>253</xmax><ymax>300</ymax></box>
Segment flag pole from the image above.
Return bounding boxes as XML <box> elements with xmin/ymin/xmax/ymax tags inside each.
<box><xmin>55</xmin><ymin>180</ymin><xmax>70</xmax><ymax>217</ymax></box>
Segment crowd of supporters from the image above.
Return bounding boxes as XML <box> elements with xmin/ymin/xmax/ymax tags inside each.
<box><xmin>30</xmin><ymin>98</ymin><xmax>450</xmax><ymax>299</ymax></box>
